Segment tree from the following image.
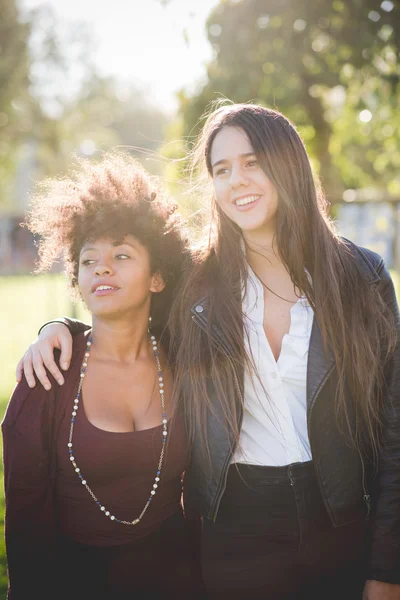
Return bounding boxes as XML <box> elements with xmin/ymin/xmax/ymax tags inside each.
<box><xmin>0</xmin><ymin>1</ymin><xmax>169</xmax><ymax>208</ymax></box>
<box><xmin>0</xmin><ymin>0</ymin><xmax>30</xmax><ymax>111</ymax></box>
<box><xmin>37</xmin><ymin>75</ymin><xmax>168</xmax><ymax>179</ymax></box>
<box><xmin>0</xmin><ymin>0</ymin><xmax>31</xmax><ymax>204</ymax></box>
<box><xmin>178</xmin><ymin>0</ymin><xmax>400</xmax><ymax>199</ymax></box>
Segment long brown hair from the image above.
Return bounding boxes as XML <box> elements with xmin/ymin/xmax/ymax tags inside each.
<box><xmin>170</xmin><ymin>102</ymin><xmax>396</xmax><ymax>460</ymax></box>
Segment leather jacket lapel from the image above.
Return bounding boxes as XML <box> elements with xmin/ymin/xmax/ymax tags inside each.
<box><xmin>191</xmin><ymin>297</ymin><xmax>234</xmax><ymax>355</ymax></box>
<box><xmin>192</xmin><ymin>240</ymin><xmax>382</xmax><ymax>416</ymax></box>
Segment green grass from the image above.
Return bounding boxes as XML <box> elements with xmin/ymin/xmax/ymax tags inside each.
<box><xmin>0</xmin><ymin>270</ymin><xmax>399</xmax><ymax>596</ymax></box>
<box><xmin>1</xmin><ymin>274</ymin><xmax>90</xmax><ymax>400</ymax></box>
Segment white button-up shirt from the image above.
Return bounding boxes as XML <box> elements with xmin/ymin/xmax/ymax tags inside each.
<box><xmin>232</xmin><ymin>268</ymin><xmax>314</xmax><ymax>466</ymax></box>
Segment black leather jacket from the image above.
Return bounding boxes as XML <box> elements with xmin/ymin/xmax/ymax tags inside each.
<box><xmin>52</xmin><ymin>242</ymin><xmax>400</xmax><ymax>583</ymax></box>
<box><xmin>185</xmin><ymin>243</ymin><xmax>400</xmax><ymax>584</ymax></box>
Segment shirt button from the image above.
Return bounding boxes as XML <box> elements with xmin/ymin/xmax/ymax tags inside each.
<box><xmin>195</xmin><ymin>305</ymin><xmax>204</xmax><ymax>313</ymax></box>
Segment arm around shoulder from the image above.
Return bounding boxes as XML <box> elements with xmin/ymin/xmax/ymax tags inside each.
<box><xmin>38</xmin><ymin>316</ymin><xmax>90</xmax><ymax>336</ymax></box>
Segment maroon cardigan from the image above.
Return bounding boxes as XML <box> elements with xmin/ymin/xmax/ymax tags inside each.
<box><xmin>2</xmin><ymin>334</ymin><xmax>89</xmax><ymax>599</ymax></box>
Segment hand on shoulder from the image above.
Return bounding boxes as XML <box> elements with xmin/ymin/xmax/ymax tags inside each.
<box><xmin>15</xmin><ymin>322</ymin><xmax>74</xmax><ymax>390</ymax></box>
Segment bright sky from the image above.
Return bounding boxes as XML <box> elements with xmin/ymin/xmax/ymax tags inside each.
<box><xmin>20</xmin><ymin>0</ymin><xmax>218</xmax><ymax>113</ymax></box>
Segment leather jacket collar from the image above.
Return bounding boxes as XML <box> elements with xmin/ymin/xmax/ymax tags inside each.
<box><xmin>190</xmin><ymin>240</ymin><xmax>382</xmax><ymax>414</ymax></box>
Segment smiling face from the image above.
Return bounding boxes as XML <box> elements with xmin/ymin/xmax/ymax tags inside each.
<box><xmin>210</xmin><ymin>126</ymin><xmax>279</xmax><ymax>241</ymax></box>
<box><xmin>78</xmin><ymin>235</ymin><xmax>165</xmax><ymax>321</ymax></box>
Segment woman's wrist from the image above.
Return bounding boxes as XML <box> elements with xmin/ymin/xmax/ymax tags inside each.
<box><xmin>38</xmin><ymin>318</ymin><xmax>71</xmax><ymax>336</ymax></box>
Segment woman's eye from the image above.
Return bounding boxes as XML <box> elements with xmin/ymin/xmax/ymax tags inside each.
<box><xmin>81</xmin><ymin>259</ymin><xmax>95</xmax><ymax>266</ymax></box>
<box><xmin>214</xmin><ymin>167</ymin><xmax>230</xmax><ymax>177</ymax></box>
<box><xmin>116</xmin><ymin>254</ymin><xmax>130</xmax><ymax>260</ymax></box>
<box><xmin>246</xmin><ymin>160</ymin><xmax>258</xmax><ymax>167</ymax></box>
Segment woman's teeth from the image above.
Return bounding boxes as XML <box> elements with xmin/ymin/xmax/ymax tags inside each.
<box><xmin>235</xmin><ymin>195</ymin><xmax>259</xmax><ymax>206</ymax></box>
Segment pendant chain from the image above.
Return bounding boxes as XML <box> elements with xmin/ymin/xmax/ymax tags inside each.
<box><xmin>67</xmin><ymin>331</ymin><xmax>168</xmax><ymax>526</ymax></box>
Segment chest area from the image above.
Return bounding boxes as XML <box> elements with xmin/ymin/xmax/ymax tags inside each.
<box><xmin>247</xmin><ymin>288</ymin><xmax>312</xmax><ymax>363</ymax></box>
<box><xmin>246</xmin><ymin>311</ymin><xmax>311</xmax><ymax>394</ymax></box>
<box><xmin>261</xmin><ymin>296</ymin><xmax>297</xmax><ymax>361</ymax></box>
<box><xmin>81</xmin><ymin>360</ymin><xmax>173</xmax><ymax>433</ymax></box>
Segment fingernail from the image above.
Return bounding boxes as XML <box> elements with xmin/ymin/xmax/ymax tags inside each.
<box><xmin>44</xmin><ymin>384</ymin><xmax>51</xmax><ymax>391</ymax></box>
<box><xmin>57</xmin><ymin>379</ymin><xmax>64</xmax><ymax>385</ymax></box>
<box><xmin>61</xmin><ymin>363</ymin><xmax>69</xmax><ymax>370</ymax></box>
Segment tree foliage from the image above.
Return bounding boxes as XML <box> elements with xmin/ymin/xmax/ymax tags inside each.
<box><xmin>178</xmin><ymin>0</ymin><xmax>400</xmax><ymax>199</ymax></box>
<box><xmin>34</xmin><ymin>74</ymin><xmax>168</xmax><ymax>185</ymax></box>
<box><xmin>0</xmin><ymin>0</ymin><xmax>168</xmax><ymax>208</ymax></box>
<box><xmin>0</xmin><ymin>0</ymin><xmax>32</xmax><ymax>202</ymax></box>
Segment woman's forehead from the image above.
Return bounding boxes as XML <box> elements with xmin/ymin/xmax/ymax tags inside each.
<box><xmin>80</xmin><ymin>234</ymin><xmax>140</xmax><ymax>253</ymax></box>
<box><xmin>210</xmin><ymin>126</ymin><xmax>254</xmax><ymax>164</ymax></box>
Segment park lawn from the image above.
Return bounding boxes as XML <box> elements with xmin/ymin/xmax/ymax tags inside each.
<box><xmin>0</xmin><ymin>269</ymin><xmax>398</xmax><ymax>595</ymax></box>
<box><xmin>0</xmin><ymin>274</ymin><xmax>90</xmax><ymax>400</ymax></box>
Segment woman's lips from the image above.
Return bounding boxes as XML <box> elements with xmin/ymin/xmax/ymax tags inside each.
<box><xmin>234</xmin><ymin>195</ymin><xmax>261</xmax><ymax>211</ymax></box>
<box><xmin>92</xmin><ymin>285</ymin><xmax>119</xmax><ymax>296</ymax></box>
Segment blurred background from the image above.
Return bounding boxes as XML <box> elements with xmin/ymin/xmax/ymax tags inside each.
<box><xmin>0</xmin><ymin>0</ymin><xmax>399</xmax><ymax>592</ymax></box>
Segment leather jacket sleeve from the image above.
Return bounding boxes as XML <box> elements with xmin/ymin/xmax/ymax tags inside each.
<box><xmin>38</xmin><ymin>317</ymin><xmax>90</xmax><ymax>336</ymax></box>
<box><xmin>368</xmin><ymin>262</ymin><xmax>400</xmax><ymax>584</ymax></box>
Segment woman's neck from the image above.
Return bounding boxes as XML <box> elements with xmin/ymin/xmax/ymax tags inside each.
<box><xmin>243</xmin><ymin>229</ymin><xmax>285</xmax><ymax>274</ymax></box>
<box><xmin>90</xmin><ymin>315</ymin><xmax>152</xmax><ymax>363</ymax></box>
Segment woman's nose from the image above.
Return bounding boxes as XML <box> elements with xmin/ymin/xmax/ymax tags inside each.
<box><xmin>94</xmin><ymin>263</ymin><xmax>113</xmax><ymax>276</ymax></box>
<box><xmin>229</xmin><ymin>166</ymin><xmax>249</xmax><ymax>189</ymax></box>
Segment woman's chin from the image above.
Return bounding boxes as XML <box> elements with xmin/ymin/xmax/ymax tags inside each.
<box><xmin>237</xmin><ymin>220</ymin><xmax>275</xmax><ymax>239</ymax></box>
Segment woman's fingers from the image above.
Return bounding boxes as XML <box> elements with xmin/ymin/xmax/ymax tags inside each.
<box><xmin>31</xmin><ymin>347</ymin><xmax>53</xmax><ymax>390</ymax></box>
<box><xmin>16</xmin><ymin>356</ymin><xmax>24</xmax><ymax>383</ymax></box>
<box><xmin>22</xmin><ymin>348</ymin><xmax>36</xmax><ymax>388</ymax></box>
<box><xmin>16</xmin><ymin>324</ymin><xmax>74</xmax><ymax>390</ymax></box>
<box><xmin>58</xmin><ymin>331</ymin><xmax>73</xmax><ymax>372</ymax></box>
<box><xmin>39</xmin><ymin>345</ymin><xmax>69</xmax><ymax>388</ymax></box>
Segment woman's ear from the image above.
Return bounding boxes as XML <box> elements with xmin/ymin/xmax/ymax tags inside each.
<box><xmin>150</xmin><ymin>272</ymin><xmax>166</xmax><ymax>294</ymax></box>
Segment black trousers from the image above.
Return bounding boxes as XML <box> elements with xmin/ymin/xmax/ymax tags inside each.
<box><xmin>202</xmin><ymin>461</ymin><xmax>368</xmax><ymax>599</ymax></box>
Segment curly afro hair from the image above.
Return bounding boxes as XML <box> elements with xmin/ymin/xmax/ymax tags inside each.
<box><xmin>25</xmin><ymin>151</ymin><xmax>191</xmax><ymax>336</ymax></box>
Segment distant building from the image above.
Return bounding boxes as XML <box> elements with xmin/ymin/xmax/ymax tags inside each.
<box><xmin>336</xmin><ymin>201</ymin><xmax>396</xmax><ymax>268</ymax></box>
<box><xmin>0</xmin><ymin>140</ymin><xmax>60</xmax><ymax>275</ymax></box>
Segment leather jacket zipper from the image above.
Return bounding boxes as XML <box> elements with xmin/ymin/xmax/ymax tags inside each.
<box><xmin>359</xmin><ymin>453</ymin><xmax>371</xmax><ymax>519</ymax></box>
<box><xmin>210</xmin><ymin>360</ymin><xmax>244</xmax><ymax>521</ymax></box>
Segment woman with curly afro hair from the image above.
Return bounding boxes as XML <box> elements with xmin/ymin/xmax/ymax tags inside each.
<box><xmin>2</xmin><ymin>152</ymin><xmax>202</xmax><ymax>599</ymax></box>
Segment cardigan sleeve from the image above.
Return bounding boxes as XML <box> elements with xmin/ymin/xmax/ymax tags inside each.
<box><xmin>2</xmin><ymin>379</ymin><xmax>58</xmax><ymax>599</ymax></box>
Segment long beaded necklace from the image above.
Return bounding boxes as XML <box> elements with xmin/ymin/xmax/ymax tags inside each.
<box><xmin>67</xmin><ymin>327</ymin><xmax>168</xmax><ymax>526</ymax></box>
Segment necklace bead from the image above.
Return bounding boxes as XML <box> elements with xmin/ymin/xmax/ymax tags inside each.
<box><xmin>68</xmin><ymin>332</ymin><xmax>168</xmax><ymax>526</ymax></box>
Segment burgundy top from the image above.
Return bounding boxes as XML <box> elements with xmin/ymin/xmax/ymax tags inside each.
<box><xmin>2</xmin><ymin>332</ymin><xmax>191</xmax><ymax>598</ymax></box>
<box><xmin>56</xmin><ymin>379</ymin><xmax>189</xmax><ymax>546</ymax></box>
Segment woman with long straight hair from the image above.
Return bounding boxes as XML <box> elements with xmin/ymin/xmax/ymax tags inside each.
<box><xmin>16</xmin><ymin>103</ymin><xmax>400</xmax><ymax>599</ymax></box>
